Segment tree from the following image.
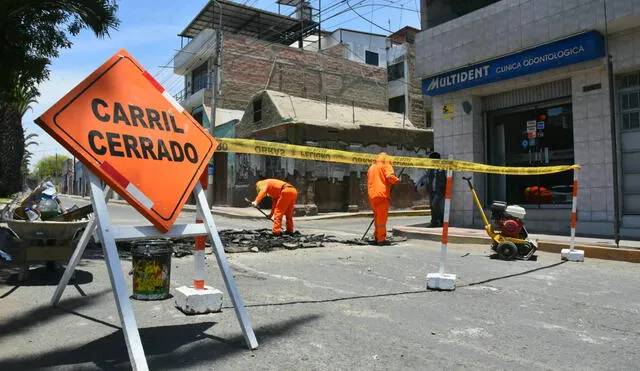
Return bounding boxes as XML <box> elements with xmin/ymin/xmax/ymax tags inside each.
<box><xmin>22</xmin><ymin>131</ymin><xmax>40</xmax><ymax>185</ymax></box>
<box><xmin>0</xmin><ymin>0</ymin><xmax>120</xmax><ymax>196</ymax></box>
<box><xmin>34</xmin><ymin>154</ymin><xmax>71</xmax><ymax>180</ymax></box>
<box><xmin>0</xmin><ymin>86</ymin><xmax>37</xmax><ymax>195</ymax></box>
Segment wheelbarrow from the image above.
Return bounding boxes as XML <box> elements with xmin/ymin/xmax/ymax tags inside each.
<box><xmin>5</xmin><ymin>219</ymin><xmax>89</xmax><ymax>281</ymax></box>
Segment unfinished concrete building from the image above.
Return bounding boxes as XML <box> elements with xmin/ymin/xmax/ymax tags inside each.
<box><xmin>173</xmin><ymin>0</ymin><xmax>405</xmax><ymax>205</ymax></box>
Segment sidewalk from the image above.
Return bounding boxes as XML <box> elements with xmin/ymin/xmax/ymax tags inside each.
<box><xmin>392</xmin><ymin>225</ymin><xmax>640</xmax><ymax>263</ymax></box>
<box><xmin>62</xmin><ymin>194</ymin><xmax>429</xmax><ymax>221</ymax></box>
<box><xmin>211</xmin><ymin>205</ymin><xmax>429</xmax><ymax>221</ymax></box>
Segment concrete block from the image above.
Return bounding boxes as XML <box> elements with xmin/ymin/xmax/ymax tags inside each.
<box><xmin>174</xmin><ymin>285</ymin><xmax>223</xmax><ymax>314</ymax></box>
<box><xmin>561</xmin><ymin>248</ymin><xmax>585</xmax><ymax>262</ymax></box>
<box><xmin>347</xmin><ymin>205</ymin><xmax>359</xmax><ymax>212</ymax></box>
<box><xmin>426</xmin><ymin>273</ymin><xmax>457</xmax><ymax>291</ymax></box>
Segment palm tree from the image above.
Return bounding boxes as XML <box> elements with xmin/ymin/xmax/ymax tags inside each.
<box><xmin>22</xmin><ymin>131</ymin><xmax>39</xmax><ymax>187</ymax></box>
<box><xmin>0</xmin><ymin>1</ymin><xmax>119</xmax><ymax>196</ymax></box>
<box><xmin>0</xmin><ymin>86</ymin><xmax>37</xmax><ymax>196</ymax></box>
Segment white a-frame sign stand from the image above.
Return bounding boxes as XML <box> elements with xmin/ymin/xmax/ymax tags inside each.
<box><xmin>51</xmin><ymin>172</ymin><xmax>258</xmax><ymax>371</ymax></box>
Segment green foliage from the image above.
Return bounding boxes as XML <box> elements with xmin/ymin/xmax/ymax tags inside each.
<box><xmin>34</xmin><ymin>154</ymin><xmax>71</xmax><ymax>179</ymax></box>
<box><xmin>0</xmin><ymin>0</ymin><xmax>120</xmax><ymax>104</ymax></box>
<box><xmin>0</xmin><ymin>0</ymin><xmax>119</xmax><ymax>196</ymax></box>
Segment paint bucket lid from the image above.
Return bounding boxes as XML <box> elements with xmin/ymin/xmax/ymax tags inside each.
<box><xmin>132</xmin><ymin>240</ymin><xmax>172</xmax><ymax>257</ymax></box>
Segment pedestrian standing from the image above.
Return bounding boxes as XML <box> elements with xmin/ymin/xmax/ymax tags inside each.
<box><xmin>367</xmin><ymin>152</ymin><xmax>400</xmax><ymax>245</ymax></box>
<box><xmin>251</xmin><ymin>178</ymin><xmax>298</xmax><ymax>236</ymax></box>
<box><xmin>417</xmin><ymin>152</ymin><xmax>446</xmax><ymax>227</ymax></box>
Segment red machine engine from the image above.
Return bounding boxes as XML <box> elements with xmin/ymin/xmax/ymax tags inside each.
<box><xmin>494</xmin><ymin>218</ymin><xmax>524</xmax><ymax>237</ymax></box>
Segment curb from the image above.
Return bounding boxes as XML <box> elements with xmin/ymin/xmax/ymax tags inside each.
<box><xmin>536</xmin><ymin>241</ymin><xmax>640</xmax><ymax>263</ymax></box>
<box><xmin>392</xmin><ymin>227</ymin><xmax>640</xmax><ymax>264</ymax></box>
<box><xmin>211</xmin><ymin>209</ymin><xmax>430</xmax><ymax>221</ymax></box>
<box><xmin>64</xmin><ymin>195</ymin><xmax>428</xmax><ymax>220</ymax></box>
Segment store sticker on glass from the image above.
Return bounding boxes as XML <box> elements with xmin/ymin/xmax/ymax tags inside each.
<box><xmin>527</xmin><ymin>120</ymin><xmax>537</xmax><ymax>129</ymax></box>
<box><xmin>521</xmin><ymin>139</ymin><xmax>529</xmax><ymax>150</ymax></box>
<box><xmin>529</xmin><ymin>138</ymin><xmax>536</xmax><ymax>146</ymax></box>
<box><xmin>528</xmin><ymin>131</ymin><xmax>537</xmax><ymax>139</ymax></box>
<box><xmin>537</xmin><ymin>121</ymin><xmax>545</xmax><ymax>129</ymax></box>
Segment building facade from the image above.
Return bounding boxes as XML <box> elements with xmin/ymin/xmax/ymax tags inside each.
<box><xmin>173</xmin><ymin>1</ymin><xmax>394</xmax><ymax>205</ymax></box>
<box><xmin>416</xmin><ymin>0</ymin><xmax>640</xmax><ymax>238</ymax></box>
<box><xmin>387</xmin><ymin>26</ymin><xmax>427</xmax><ymax>129</ymax></box>
<box><xmin>234</xmin><ymin>90</ymin><xmax>432</xmax><ymax>211</ymax></box>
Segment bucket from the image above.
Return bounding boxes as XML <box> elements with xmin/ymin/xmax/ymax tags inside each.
<box><xmin>131</xmin><ymin>240</ymin><xmax>172</xmax><ymax>300</ymax></box>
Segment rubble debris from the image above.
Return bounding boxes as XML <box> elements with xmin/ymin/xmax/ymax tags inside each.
<box><xmin>162</xmin><ymin>229</ymin><xmax>370</xmax><ymax>257</ymax></box>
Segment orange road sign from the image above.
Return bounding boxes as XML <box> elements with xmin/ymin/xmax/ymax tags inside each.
<box><xmin>36</xmin><ymin>49</ymin><xmax>217</xmax><ymax>232</ymax></box>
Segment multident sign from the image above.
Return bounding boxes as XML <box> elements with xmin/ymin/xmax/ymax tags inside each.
<box><xmin>422</xmin><ymin>30</ymin><xmax>604</xmax><ymax>96</ymax></box>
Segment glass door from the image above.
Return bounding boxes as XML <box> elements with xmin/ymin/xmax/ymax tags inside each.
<box><xmin>487</xmin><ymin>100</ymin><xmax>574</xmax><ymax>207</ymax></box>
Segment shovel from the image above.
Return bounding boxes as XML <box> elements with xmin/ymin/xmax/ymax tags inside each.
<box><xmin>245</xmin><ymin>197</ymin><xmax>273</xmax><ymax>220</ymax></box>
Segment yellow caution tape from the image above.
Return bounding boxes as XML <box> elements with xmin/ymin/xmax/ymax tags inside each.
<box><xmin>215</xmin><ymin>138</ymin><xmax>580</xmax><ymax>175</ymax></box>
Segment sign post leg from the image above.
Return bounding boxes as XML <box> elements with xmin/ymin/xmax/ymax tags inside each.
<box><xmin>88</xmin><ymin>174</ymin><xmax>149</xmax><ymax>370</ymax></box>
<box><xmin>194</xmin><ymin>183</ymin><xmax>259</xmax><ymax>350</ymax></box>
<box><xmin>51</xmin><ymin>186</ymin><xmax>112</xmax><ymax>306</ymax></box>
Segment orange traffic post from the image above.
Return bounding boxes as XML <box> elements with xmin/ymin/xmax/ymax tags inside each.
<box><xmin>561</xmin><ymin>168</ymin><xmax>584</xmax><ymax>262</ymax></box>
<box><xmin>427</xmin><ymin>154</ymin><xmax>457</xmax><ymax>291</ymax></box>
<box><xmin>194</xmin><ymin>169</ymin><xmax>208</xmax><ymax>290</ymax></box>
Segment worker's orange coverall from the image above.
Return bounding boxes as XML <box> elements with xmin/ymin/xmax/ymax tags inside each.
<box><xmin>255</xmin><ymin>179</ymin><xmax>298</xmax><ymax>235</ymax></box>
<box><xmin>367</xmin><ymin>153</ymin><xmax>399</xmax><ymax>243</ymax></box>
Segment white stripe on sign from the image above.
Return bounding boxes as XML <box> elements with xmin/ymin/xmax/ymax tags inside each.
<box><xmin>125</xmin><ymin>183</ymin><xmax>154</xmax><ymax>209</ymax></box>
<box><xmin>162</xmin><ymin>90</ymin><xmax>184</xmax><ymax>112</ymax></box>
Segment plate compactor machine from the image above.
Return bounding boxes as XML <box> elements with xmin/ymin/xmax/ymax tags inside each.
<box><xmin>462</xmin><ymin>177</ymin><xmax>537</xmax><ymax>260</ymax></box>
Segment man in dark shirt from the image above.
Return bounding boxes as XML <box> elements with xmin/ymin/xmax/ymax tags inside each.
<box><xmin>416</xmin><ymin>152</ymin><xmax>447</xmax><ymax>227</ymax></box>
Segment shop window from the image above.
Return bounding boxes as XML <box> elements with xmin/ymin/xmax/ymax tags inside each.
<box><xmin>487</xmin><ymin>101</ymin><xmax>574</xmax><ymax>206</ymax></box>
<box><xmin>387</xmin><ymin>62</ymin><xmax>405</xmax><ymax>81</ymax></box>
<box><xmin>620</xmin><ymin>72</ymin><xmax>640</xmax><ymax>130</ymax></box>
<box><xmin>191</xmin><ymin>62</ymin><xmax>209</xmax><ymax>95</ymax></box>
<box><xmin>365</xmin><ymin>50</ymin><xmax>379</xmax><ymax>66</ymax></box>
<box><xmin>253</xmin><ymin>98</ymin><xmax>262</xmax><ymax>123</ymax></box>
<box><xmin>389</xmin><ymin>96</ymin><xmax>405</xmax><ymax>114</ymax></box>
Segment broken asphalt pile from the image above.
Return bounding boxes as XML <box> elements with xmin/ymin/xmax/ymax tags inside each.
<box><xmin>168</xmin><ymin>229</ymin><xmax>371</xmax><ymax>256</ymax></box>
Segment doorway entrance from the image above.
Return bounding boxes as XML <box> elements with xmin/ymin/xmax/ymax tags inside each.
<box><xmin>487</xmin><ymin>100</ymin><xmax>575</xmax><ymax>207</ymax></box>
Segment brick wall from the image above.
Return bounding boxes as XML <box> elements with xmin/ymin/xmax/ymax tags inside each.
<box><xmin>219</xmin><ymin>33</ymin><xmax>387</xmax><ymax>112</ymax></box>
<box><xmin>405</xmin><ymin>43</ymin><xmax>426</xmax><ymax>128</ymax></box>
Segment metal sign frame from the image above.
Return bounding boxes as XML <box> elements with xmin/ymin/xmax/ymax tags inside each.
<box><xmin>51</xmin><ymin>172</ymin><xmax>258</xmax><ymax>370</ymax></box>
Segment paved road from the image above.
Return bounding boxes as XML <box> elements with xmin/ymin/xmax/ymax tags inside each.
<box><xmin>1</xmin><ymin>212</ymin><xmax>638</xmax><ymax>370</ymax></box>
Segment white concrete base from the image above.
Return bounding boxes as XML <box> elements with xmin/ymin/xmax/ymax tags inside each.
<box><xmin>561</xmin><ymin>249</ymin><xmax>585</xmax><ymax>262</ymax></box>
<box><xmin>174</xmin><ymin>285</ymin><xmax>223</xmax><ymax>314</ymax></box>
<box><xmin>426</xmin><ymin>273</ymin><xmax>457</xmax><ymax>291</ymax></box>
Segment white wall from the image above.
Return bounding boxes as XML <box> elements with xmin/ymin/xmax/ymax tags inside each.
<box><xmin>327</xmin><ymin>29</ymin><xmax>388</xmax><ymax>67</ymax></box>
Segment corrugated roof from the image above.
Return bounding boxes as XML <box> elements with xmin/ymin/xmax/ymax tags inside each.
<box><xmin>179</xmin><ymin>0</ymin><xmax>318</xmax><ymax>45</ymax></box>
<box><xmin>262</xmin><ymin>90</ymin><xmax>421</xmax><ymax>131</ymax></box>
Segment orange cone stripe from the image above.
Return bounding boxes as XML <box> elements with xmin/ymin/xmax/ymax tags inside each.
<box><xmin>194</xmin><ymin>280</ymin><xmax>205</xmax><ymax>290</ymax></box>
<box><xmin>442</xmin><ymin>222</ymin><xmax>449</xmax><ymax>244</ymax></box>
<box><xmin>445</xmin><ymin>177</ymin><xmax>453</xmax><ymax>199</ymax></box>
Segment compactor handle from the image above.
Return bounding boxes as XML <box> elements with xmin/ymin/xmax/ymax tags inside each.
<box><xmin>462</xmin><ymin>176</ymin><xmax>473</xmax><ymax>190</ymax></box>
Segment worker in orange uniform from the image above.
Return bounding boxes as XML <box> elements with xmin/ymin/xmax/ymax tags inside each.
<box><xmin>524</xmin><ymin>186</ymin><xmax>553</xmax><ymax>204</ymax></box>
<box><xmin>251</xmin><ymin>179</ymin><xmax>298</xmax><ymax>236</ymax></box>
<box><xmin>367</xmin><ymin>152</ymin><xmax>400</xmax><ymax>245</ymax></box>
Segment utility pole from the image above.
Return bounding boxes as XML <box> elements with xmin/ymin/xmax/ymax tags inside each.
<box><xmin>208</xmin><ymin>0</ymin><xmax>223</xmax><ymax>206</ymax></box>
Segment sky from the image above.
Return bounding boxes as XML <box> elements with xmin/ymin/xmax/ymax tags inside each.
<box><xmin>22</xmin><ymin>0</ymin><xmax>420</xmax><ymax>169</ymax></box>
